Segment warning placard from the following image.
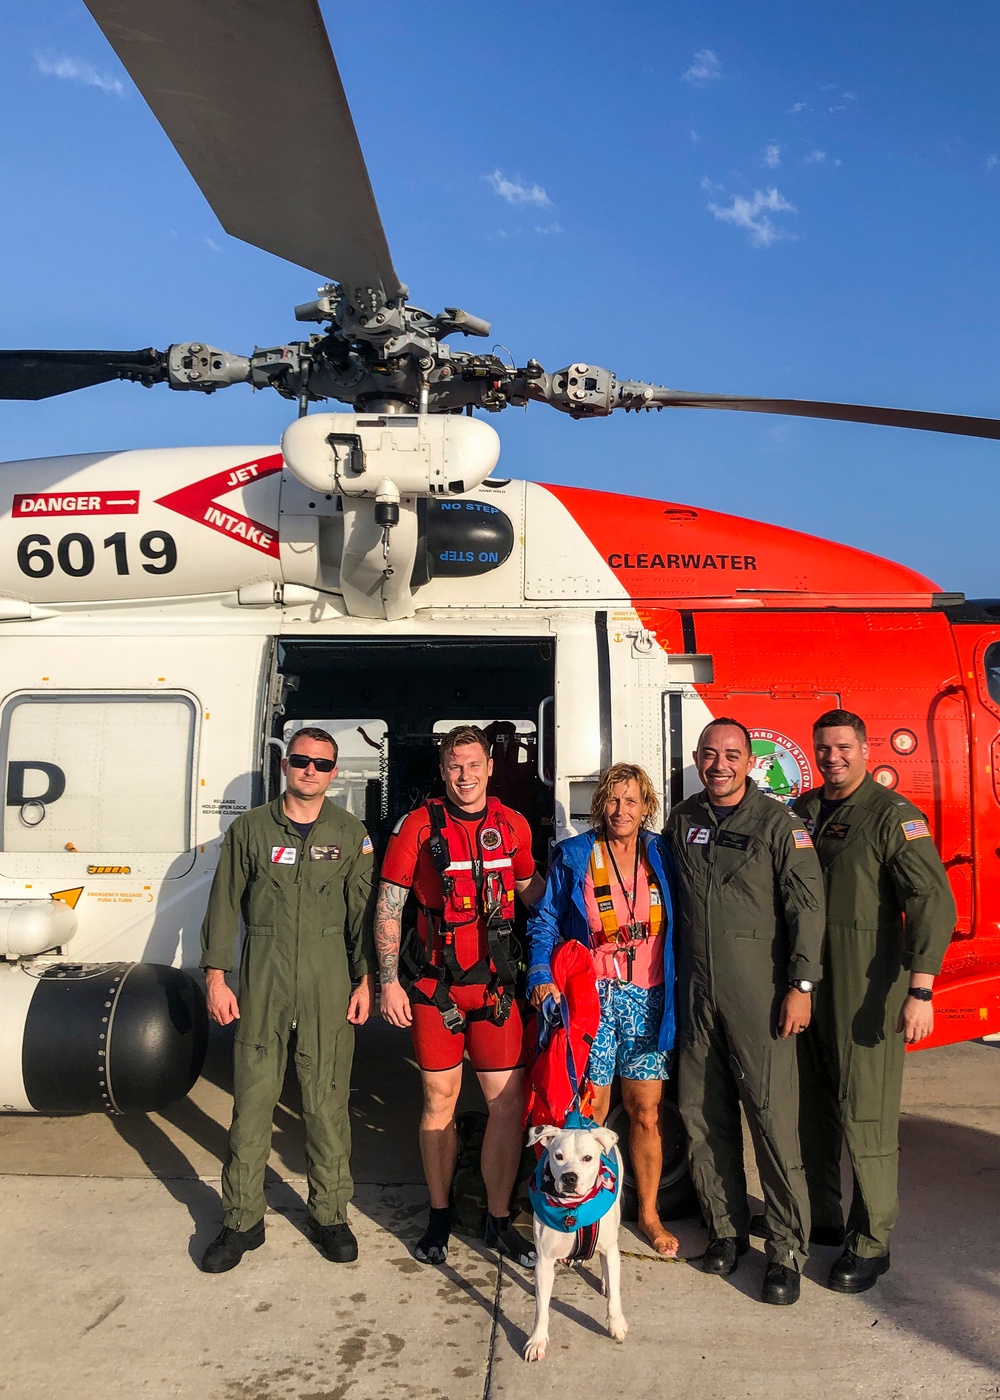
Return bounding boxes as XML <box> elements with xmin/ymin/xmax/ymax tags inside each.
<box><xmin>13</xmin><ymin>491</ymin><xmax>140</xmax><ymax>517</ymax></box>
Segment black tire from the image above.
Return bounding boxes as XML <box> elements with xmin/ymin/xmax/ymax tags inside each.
<box><xmin>606</xmin><ymin>1084</ymin><xmax>699</xmax><ymax>1222</ymax></box>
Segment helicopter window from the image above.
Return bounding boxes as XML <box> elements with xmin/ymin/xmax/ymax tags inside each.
<box><xmin>984</xmin><ymin>644</ymin><xmax>1000</xmax><ymax>709</ymax></box>
<box><xmin>2</xmin><ymin>694</ymin><xmax>196</xmax><ymax>854</ymax></box>
<box><xmin>282</xmin><ymin>718</ymin><xmax>387</xmax><ymax>828</ymax></box>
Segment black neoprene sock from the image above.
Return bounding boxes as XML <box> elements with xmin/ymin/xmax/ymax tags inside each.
<box><xmin>414</xmin><ymin>1206</ymin><xmax>451</xmax><ymax>1264</ymax></box>
<box><xmin>485</xmin><ymin>1212</ymin><xmax>537</xmax><ymax>1268</ymax></box>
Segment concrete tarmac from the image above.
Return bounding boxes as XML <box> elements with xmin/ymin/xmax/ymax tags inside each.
<box><xmin>1</xmin><ymin>1021</ymin><xmax>998</xmax><ymax>1400</ymax></box>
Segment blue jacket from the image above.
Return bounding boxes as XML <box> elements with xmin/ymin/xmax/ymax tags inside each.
<box><xmin>527</xmin><ymin>829</ymin><xmax>677</xmax><ymax>1055</ymax></box>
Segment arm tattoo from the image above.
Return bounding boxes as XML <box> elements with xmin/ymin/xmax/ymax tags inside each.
<box><xmin>374</xmin><ymin>880</ymin><xmax>408</xmax><ymax>984</ymax></box>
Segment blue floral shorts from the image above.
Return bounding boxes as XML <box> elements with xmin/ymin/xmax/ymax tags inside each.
<box><xmin>588</xmin><ymin>980</ymin><xmax>671</xmax><ymax>1086</ymax></box>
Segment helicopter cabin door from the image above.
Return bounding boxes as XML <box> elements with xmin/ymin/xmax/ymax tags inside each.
<box><xmin>269</xmin><ymin>636</ymin><xmax>555</xmax><ymax>866</ymax></box>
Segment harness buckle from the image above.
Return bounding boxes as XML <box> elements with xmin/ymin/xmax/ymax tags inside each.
<box><xmin>441</xmin><ymin>1004</ymin><xmax>466</xmax><ymax>1035</ymax></box>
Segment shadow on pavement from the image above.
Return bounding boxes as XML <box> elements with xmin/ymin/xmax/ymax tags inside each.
<box><xmin>879</xmin><ymin>1113</ymin><xmax>1000</xmax><ymax>1375</ymax></box>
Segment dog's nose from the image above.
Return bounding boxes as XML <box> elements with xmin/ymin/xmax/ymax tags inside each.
<box><xmin>561</xmin><ymin>1171</ymin><xmax>578</xmax><ymax>1191</ymax></box>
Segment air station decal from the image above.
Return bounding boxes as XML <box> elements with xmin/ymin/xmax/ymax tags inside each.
<box><xmin>748</xmin><ymin>729</ymin><xmax>812</xmax><ymax>805</ymax></box>
<box><xmin>155</xmin><ymin>454</ymin><xmax>283</xmax><ymax>557</ymax></box>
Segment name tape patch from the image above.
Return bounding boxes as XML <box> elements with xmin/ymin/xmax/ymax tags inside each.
<box><xmin>686</xmin><ymin>827</ymin><xmax>712</xmax><ymax>845</ymax></box>
<box><xmin>793</xmin><ymin>829</ymin><xmax>814</xmax><ymax>849</ymax></box>
<box><xmin>716</xmin><ymin>828</ymin><xmax>750</xmax><ymax>851</ymax></box>
<box><xmin>902</xmin><ymin>819</ymin><xmax>930</xmax><ymax>841</ymax></box>
<box><xmin>271</xmin><ymin>846</ymin><xmax>297</xmax><ymax>865</ymax></box>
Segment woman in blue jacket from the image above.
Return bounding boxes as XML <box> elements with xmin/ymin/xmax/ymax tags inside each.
<box><xmin>527</xmin><ymin>762</ymin><xmax>678</xmax><ymax>1256</ymax></box>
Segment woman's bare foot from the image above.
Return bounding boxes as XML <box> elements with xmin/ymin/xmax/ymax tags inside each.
<box><xmin>639</xmin><ymin>1216</ymin><xmax>679</xmax><ymax>1257</ymax></box>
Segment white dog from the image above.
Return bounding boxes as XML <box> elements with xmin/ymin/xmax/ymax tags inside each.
<box><xmin>523</xmin><ymin>1121</ymin><xmax>627</xmax><ymax>1362</ymax></box>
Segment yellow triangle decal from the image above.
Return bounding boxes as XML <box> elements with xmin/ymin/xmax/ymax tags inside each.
<box><xmin>51</xmin><ymin>887</ymin><xmax>84</xmax><ymax>910</ymax></box>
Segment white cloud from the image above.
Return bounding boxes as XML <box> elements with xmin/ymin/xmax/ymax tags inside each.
<box><xmin>204</xmin><ymin>237</ymin><xmax>222</xmax><ymax>253</ymax></box>
<box><xmin>788</xmin><ymin>101</ymin><xmax>808</xmax><ymax>113</ymax></box>
<box><xmin>987</xmin><ymin>154</ymin><xmax>999</xmax><ymax>171</ymax></box>
<box><xmin>485</xmin><ymin>169</ymin><xmax>551</xmax><ymax>207</ymax></box>
<box><xmin>804</xmin><ymin>149</ymin><xmax>827</xmax><ymax>163</ymax></box>
<box><xmin>682</xmin><ymin>49</ymin><xmax>722</xmax><ymax>85</ymax></box>
<box><xmin>705</xmin><ymin>186</ymin><xmax>797</xmax><ymax>248</ymax></box>
<box><xmin>762</xmin><ymin>144</ymin><xmax>782</xmax><ymax>169</ymax></box>
<box><xmin>843</xmin><ymin>91</ymin><xmax>858</xmax><ymax>101</ymax></box>
<box><xmin>36</xmin><ymin>53</ymin><xmax>125</xmax><ymax>96</ymax></box>
<box><xmin>533</xmin><ymin>222</ymin><xmax>563</xmax><ymax>235</ymax></box>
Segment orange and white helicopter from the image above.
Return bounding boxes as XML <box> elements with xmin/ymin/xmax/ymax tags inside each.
<box><xmin>1</xmin><ymin>2</ymin><xmax>999</xmax><ymax>1141</ymax></box>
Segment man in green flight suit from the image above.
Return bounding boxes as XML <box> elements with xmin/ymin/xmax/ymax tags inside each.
<box><xmin>794</xmin><ymin>709</ymin><xmax>956</xmax><ymax>1293</ymax></box>
<box><xmin>667</xmin><ymin>718</ymin><xmax>825</xmax><ymax>1307</ymax></box>
<box><xmin>199</xmin><ymin>726</ymin><xmax>376</xmax><ymax>1273</ymax></box>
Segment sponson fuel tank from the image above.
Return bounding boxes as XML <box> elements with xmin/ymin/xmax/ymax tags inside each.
<box><xmin>0</xmin><ymin>961</ymin><xmax>208</xmax><ymax>1113</ymax></box>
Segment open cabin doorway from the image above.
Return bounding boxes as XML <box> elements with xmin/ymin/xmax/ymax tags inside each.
<box><xmin>270</xmin><ymin>637</ymin><xmax>555</xmax><ymax>864</ymax></box>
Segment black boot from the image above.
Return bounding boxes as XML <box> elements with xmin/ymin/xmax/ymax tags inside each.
<box><xmin>485</xmin><ymin>1213</ymin><xmax>537</xmax><ymax>1268</ymax></box>
<box><xmin>308</xmin><ymin>1217</ymin><xmax>359</xmax><ymax>1263</ymax></box>
<box><xmin>200</xmin><ymin>1219</ymin><xmax>265</xmax><ymax>1274</ymax></box>
<box><xmin>414</xmin><ymin>1206</ymin><xmax>451</xmax><ymax>1265</ymax></box>
<box><xmin>701</xmin><ymin>1236</ymin><xmax>749</xmax><ymax>1276</ymax></box>
<box><xmin>828</xmin><ymin>1249</ymin><xmax>890</xmax><ymax>1294</ymax></box>
<box><xmin>762</xmin><ymin>1263</ymin><xmax>800</xmax><ymax>1305</ymax></box>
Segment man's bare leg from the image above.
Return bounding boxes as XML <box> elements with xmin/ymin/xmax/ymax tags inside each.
<box><xmin>414</xmin><ymin>1065</ymin><xmax>462</xmax><ymax>1263</ymax></box>
<box><xmin>419</xmin><ymin>1065</ymin><xmax>462</xmax><ymax>1205</ymax></box>
<box><xmin>622</xmin><ymin>1077</ymin><xmax>678</xmax><ymax>1256</ymax></box>
<box><xmin>479</xmin><ymin>1067</ymin><xmax>535</xmax><ymax>1266</ymax></box>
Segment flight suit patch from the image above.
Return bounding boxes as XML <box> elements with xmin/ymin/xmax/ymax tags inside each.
<box><xmin>792</xmin><ymin>829</ymin><xmax>814</xmax><ymax>849</ymax></box>
<box><xmin>686</xmin><ymin>827</ymin><xmax>712</xmax><ymax>845</ymax></box>
<box><xmin>901</xmin><ymin>819</ymin><xmax>930</xmax><ymax>840</ymax></box>
<box><xmin>362</xmin><ymin>836</ymin><xmax>374</xmax><ymax>854</ymax></box>
<box><xmin>715</xmin><ymin>828</ymin><xmax>751</xmax><ymax>851</ymax></box>
<box><xmin>271</xmin><ymin>846</ymin><xmax>297</xmax><ymax>865</ymax></box>
<box><xmin>310</xmin><ymin>845</ymin><xmax>341</xmax><ymax>860</ymax></box>
<box><xmin>825</xmin><ymin>823</ymin><xmax>850</xmax><ymax>840</ymax></box>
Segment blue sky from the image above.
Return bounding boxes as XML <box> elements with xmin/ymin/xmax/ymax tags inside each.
<box><xmin>1</xmin><ymin>1</ymin><xmax>998</xmax><ymax>593</ymax></box>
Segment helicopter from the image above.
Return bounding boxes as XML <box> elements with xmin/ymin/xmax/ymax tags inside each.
<box><xmin>0</xmin><ymin>3</ymin><xmax>998</xmax><ymax>1187</ymax></box>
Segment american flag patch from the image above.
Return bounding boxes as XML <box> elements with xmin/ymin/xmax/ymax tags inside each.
<box><xmin>793</xmin><ymin>829</ymin><xmax>814</xmax><ymax>849</ymax></box>
<box><xmin>902</xmin><ymin>819</ymin><xmax>930</xmax><ymax>841</ymax></box>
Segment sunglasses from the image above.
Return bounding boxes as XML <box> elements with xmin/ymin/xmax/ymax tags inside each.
<box><xmin>286</xmin><ymin>753</ymin><xmax>336</xmax><ymax>772</ymax></box>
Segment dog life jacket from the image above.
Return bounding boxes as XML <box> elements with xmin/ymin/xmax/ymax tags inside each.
<box><xmin>400</xmin><ymin>797</ymin><xmax>521</xmax><ymax>1034</ymax></box>
<box><xmin>529</xmin><ymin>1109</ymin><xmax>621</xmax><ymax>1262</ymax></box>
<box><xmin>588</xmin><ymin>839</ymin><xmax>664</xmax><ymax>981</ymax></box>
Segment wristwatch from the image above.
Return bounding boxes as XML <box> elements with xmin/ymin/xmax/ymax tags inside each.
<box><xmin>790</xmin><ymin>979</ymin><xmax>815</xmax><ymax>994</ymax></box>
<box><xmin>907</xmin><ymin>987</ymin><xmax>933</xmax><ymax>1002</ymax></box>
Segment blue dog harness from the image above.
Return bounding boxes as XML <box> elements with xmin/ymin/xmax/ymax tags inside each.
<box><xmin>529</xmin><ymin>1108</ymin><xmax>621</xmax><ymax>1262</ymax></box>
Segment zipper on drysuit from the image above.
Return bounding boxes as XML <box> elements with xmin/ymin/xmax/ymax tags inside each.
<box><xmin>290</xmin><ymin>828</ymin><xmax>306</xmax><ymax>1031</ymax></box>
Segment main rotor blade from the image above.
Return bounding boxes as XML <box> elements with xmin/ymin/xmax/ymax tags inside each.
<box><xmin>644</xmin><ymin>388</ymin><xmax>1000</xmax><ymax>441</ymax></box>
<box><xmin>0</xmin><ymin>349</ymin><xmax>166</xmax><ymax>400</ymax></box>
<box><xmin>84</xmin><ymin>0</ymin><xmax>404</xmax><ymax>304</ymax></box>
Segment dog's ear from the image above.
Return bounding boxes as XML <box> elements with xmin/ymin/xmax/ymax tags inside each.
<box><xmin>591</xmin><ymin>1127</ymin><xmax>619</xmax><ymax>1153</ymax></box>
<box><xmin>527</xmin><ymin>1124</ymin><xmax>560</xmax><ymax>1149</ymax></box>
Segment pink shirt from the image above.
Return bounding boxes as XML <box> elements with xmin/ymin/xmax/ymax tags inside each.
<box><xmin>583</xmin><ymin>847</ymin><xmax>664</xmax><ymax>988</ymax></box>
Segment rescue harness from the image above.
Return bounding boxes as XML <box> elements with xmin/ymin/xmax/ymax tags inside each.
<box><xmin>399</xmin><ymin>797</ymin><xmax>522</xmax><ymax>1034</ymax></box>
<box><xmin>588</xmin><ymin>839</ymin><xmax>664</xmax><ymax>982</ymax></box>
